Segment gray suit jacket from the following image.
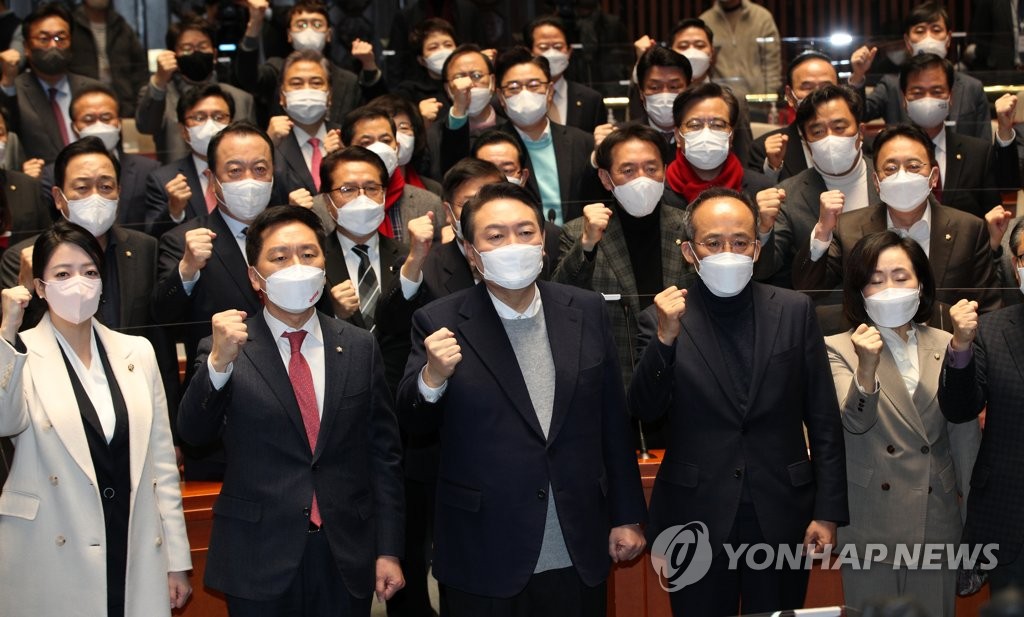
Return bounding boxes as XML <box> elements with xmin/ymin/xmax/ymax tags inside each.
<box><xmin>0</xmin><ymin>71</ymin><xmax>104</xmax><ymax>163</ymax></box>
<box><xmin>827</xmin><ymin>326</ymin><xmax>979</xmax><ymax>562</ymax></box>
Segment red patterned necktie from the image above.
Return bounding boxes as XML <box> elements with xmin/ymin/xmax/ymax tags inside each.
<box><xmin>281</xmin><ymin>330</ymin><xmax>321</xmax><ymax>526</ymax></box>
<box><xmin>309</xmin><ymin>137</ymin><xmax>322</xmax><ymax>192</ymax></box>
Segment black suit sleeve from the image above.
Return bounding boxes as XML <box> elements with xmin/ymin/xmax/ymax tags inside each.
<box><xmin>152</xmin><ymin>228</ymin><xmax>192</xmax><ymax>324</ymax></box>
<box><xmin>747</xmin><ymin>133</ymin><xmax>770</xmax><ymax>173</ymax></box>
<box><xmin>395</xmin><ymin>306</ymin><xmax>445</xmax><ymax>436</ymax></box>
<box><xmin>177</xmin><ymin>335</ymin><xmax>231</xmax><ymax>446</ymax></box>
<box><xmin>939</xmin><ymin>332</ymin><xmax>989</xmax><ymax>424</ymax></box>
<box><xmin>627</xmin><ymin>306</ymin><xmax>676</xmax><ymax>423</ymax></box>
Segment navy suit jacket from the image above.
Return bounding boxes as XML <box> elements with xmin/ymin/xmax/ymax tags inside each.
<box><xmin>143</xmin><ymin>156</ymin><xmax>207</xmax><ymax>238</ymax></box>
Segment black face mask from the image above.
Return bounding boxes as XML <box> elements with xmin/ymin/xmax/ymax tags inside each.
<box><xmin>30</xmin><ymin>47</ymin><xmax>71</xmax><ymax>75</ymax></box>
<box><xmin>176</xmin><ymin>51</ymin><xmax>214</xmax><ymax>82</ymax></box>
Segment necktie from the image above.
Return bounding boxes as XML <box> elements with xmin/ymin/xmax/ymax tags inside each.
<box><xmin>203</xmin><ymin>169</ymin><xmax>217</xmax><ymax>213</ymax></box>
<box><xmin>48</xmin><ymin>87</ymin><xmax>69</xmax><ymax>146</ymax></box>
<box><xmin>308</xmin><ymin>137</ymin><xmax>322</xmax><ymax>192</ymax></box>
<box><xmin>353</xmin><ymin>244</ymin><xmax>379</xmax><ymax>331</ymax></box>
<box><xmin>281</xmin><ymin>330</ymin><xmax>321</xmax><ymax>527</ymax></box>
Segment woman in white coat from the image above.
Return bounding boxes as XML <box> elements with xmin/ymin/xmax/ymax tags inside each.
<box><xmin>0</xmin><ymin>221</ymin><xmax>191</xmax><ymax>617</ymax></box>
<box><xmin>826</xmin><ymin>231</ymin><xmax>980</xmax><ymax>617</ymax></box>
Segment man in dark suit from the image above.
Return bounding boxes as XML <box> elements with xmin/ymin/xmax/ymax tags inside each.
<box><xmin>395</xmin><ymin>182</ymin><xmax>647</xmax><ymax>616</ymax></box>
<box><xmin>746</xmin><ymin>51</ymin><xmax>839</xmax><ymax>183</ymax></box>
<box><xmin>629</xmin><ymin>187</ymin><xmax>848</xmax><ymax>616</ymax></box>
<box><xmin>178</xmin><ymin>204</ymin><xmax>404</xmax><ymax>616</ymax></box>
<box><xmin>969</xmin><ymin>0</ymin><xmax>1019</xmax><ymax>77</ymax></box>
<box><xmin>793</xmin><ymin>125</ymin><xmax>1001</xmax><ymax>326</ymax></box>
<box><xmin>940</xmin><ymin>230</ymin><xmax>1024</xmax><ymax>590</ymax></box>
<box><xmin>0</xmin><ymin>3</ymin><xmax>104</xmax><ymax>165</ymax></box>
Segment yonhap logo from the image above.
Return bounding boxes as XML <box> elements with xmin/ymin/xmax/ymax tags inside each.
<box><xmin>650</xmin><ymin>521</ymin><xmax>714</xmax><ymax>592</ymax></box>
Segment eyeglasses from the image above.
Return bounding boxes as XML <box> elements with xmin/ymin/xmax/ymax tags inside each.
<box><xmin>32</xmin><ymin>32</ymin><xmax>69</xmax><ymax>47</ymax></box>
<box><xmin>500</xmin><ymin>79</ymin><xmax>549</xmax><ymax>97</ymax></box>
<box><xmin>332</xmin><ymin>183</ymin><xmax>385</xmax><ymax>202</ymax></box>
<box><xmin>879</xmin><ymin>160</ymin><xmax>929</xmax><ymax>176</ymax></box>
<box><xmin>682</xmin><ymin>118</ymin><xmax>731</xmax><ymax>133</ymax></box>
<box><xmin>695</xmin><ymin>238</ymin><xmax>754</xmax><ymax>253</ymax></box>
<box><xmin>450</xmin><ymin>71</ymin><xmax>491</xmax><ymax>85</ymax></box>
<box><xmin>185</xmin><ymin>112</ymin><xmax>230</xmax><ymax>124</ymax></box>
<box><xmin>292</xmin><ymin>18</ymin><xmax>328</xmax><ymax>31</ymax></box>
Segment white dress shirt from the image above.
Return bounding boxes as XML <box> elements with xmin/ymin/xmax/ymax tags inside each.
<box><xmin>292</xmin><ymin>123</ymin><xmax>328</xmax><ymax>174</ymax></box>
<box><xmin>336</xmin><ymin>230</ymin><xmax>381</xmax><ymax>292</ymax></box>
<box><xmin>878</xmin><ymin>325</ymin><xmax>920</xmax><ymax>398</ymax></box>
<box><xmin>886</xmin><ymin>204</ymin><xmax>933</xmax><ymax>256</ymax></box>
<box><xmin>53</xmin><ymin>324</ymin><xmax>116</xmax><ymax>443</ymax></box>
<box><xmin>550</xmin><ymin>77</ymin><xmax>568</xmax><ymax>124</ymax></box>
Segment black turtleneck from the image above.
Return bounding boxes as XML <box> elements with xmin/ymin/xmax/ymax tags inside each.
<box><xmin>698</xmin><ymin>278</ymin><xmax>755</xmax><ymax>407</ymax></box>
<box><xmin>619</xmin><ymin>207</ymin><xmax>663</xmax><ymax>310</ymax></box>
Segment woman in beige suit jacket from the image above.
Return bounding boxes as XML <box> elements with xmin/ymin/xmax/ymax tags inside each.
<box><xmin>0</xmin><ymin>222</ymin><xmax>191</xmax><ymax>616</ymax></box>
<box><xmin>826</xmin><ymin>231</ymin><xmax>980</xmax><ymax>617</ymax></box>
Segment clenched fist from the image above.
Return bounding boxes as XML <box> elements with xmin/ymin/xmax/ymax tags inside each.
<box><xmin>210</xmin><ymin>309</ymin><xmax>248</xmax><ymax>373</ymax></box>
<box><xmin>593</xmin><ymin>123</ymin><xmax>615</xmax><ymax>150</ymax></box>
<box><xmin>0</xmin><ymin>285</ymin><xmax>31</xmax><ymax>344</ymax></box>
<box><xmin>329</xmin><ymin>279</ymin><xmax>359</xmax><ymax>319</ymax></box>
<box><xmin>289</xmin><ymin>188</ymin><xmax>314</xmax><ymax>209</ymax></box>
<box><xmin>267</xmin><ymin>115</ymin><xmax>294</xmax><ymax>146</ymax></box>
<box><xmin>654</xmin><ymin>286</ymin><xmax>688</xmax><ymax>346</ymax></box>
<box><xmin>995</xmin><ymin>93</ymin><xmax>1018</xmax><ymax>141</ymax></box>
<box><xmin>985</xmin><ymin>205</ymin><xmax>1013</xmax><ymax>251</ymax></box>
<box><xmin>756</xmin><ymin>187</ymin><xmax>785</xmax><ymax>234</ymax></box>
<box><xmin>165</xmin><ymin>173</ymin><xmax>193</xmax><ymax>219</ymax></box>
<box><xmin>581</xmin><ymin>203</ymin><xmax>613</xmax><ymax>252</ymax></box>
<box><xmin>152</xmin><ymin>50</ymin><xmax>179</xmax><ymax>90</ymax></box>
<box><xmin>180</xmin><ymin>227</ymin><xmax>217</xmax><ymax>281</ymax></box>
<box><xmin>419</xmin><ymin>98</ymin><xmax>443</xmax><ymax>126</ymax></box>
<box><xmin>949</xmin><ymin>299</ymin><xmax>979</xmax><ymax>352</ymax></box>
<box><xmin>848</xmin><ymin>46</ymin><xmax>877</xmax><ymax>86</ymax></box>
<box><xmin>764</xmin><ymin>132</ymin><xmax>789</xmax><ymax>172</ymax></box>
<box><xmin>423</xmin><ymin>327</ymin><xmax>461</xmax><ymax>388</ymax></box>
<box><xmin>850</xmin><ymin>323</ymin><xmax>882</xmax><ymax>391</ymax></box>
<box><xmin>814</xmin><ymin>189</ymin><xmax>845</xmax><ymax>240</ymax></box>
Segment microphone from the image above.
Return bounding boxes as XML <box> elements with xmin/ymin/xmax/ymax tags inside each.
<box><xmin>615</xmin><ymin>294</ymin><xmax>657</xmax><ymax>460</ymax></box>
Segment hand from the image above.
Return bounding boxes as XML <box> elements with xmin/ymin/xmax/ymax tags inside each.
<box><xmin>209</xmin><ymin>309</ymin><xmax>248</xmax><ymax>373</ymax></box>
<box><xmin>423</xmin><ymin>327</ymin><xmax>461</xmax><ymax>388</ymax></box>
<box><xmin>16</xmin><ymin>246</ymin><xmax>33</xmax><ymax>289</ymax></box>
<box><xmin>755</xmin><ymin>187</ymin><xmax>785</xmax><ymax>234</ymax></box>
<box><xmin>168</xmin><ymin>571</ymin><xmax>192</xmax><ymax>610</ymax></box>
<box><xmin>402</xmin><ymin>212</ymin><xmax>435</xmax><ymax>280</ymax></box>
<box><xmin>848</xmin><ymin>46</ymin><xmax>877</xmax><ymax>85</ymax></box>
<box><xmin>996</xmin><ymin>93</ymin><xmax>1018</xmax><ymax>141</ymax></box>
<box><xmin>985</xmin><ymin>205</ymin><xmax>1013</xmax><ymax>251</ymax></box>
<box><xmin>0</xmin><ymin>286</ymin><xmax>31</xmax><ymax>344</ymax></box>
<box><xmin>375</xmin><ymin>556</ymin><xmax>405</xmax><ymax>602</ymax></box>
<box><xmin>581</xmin><ymin>202</ymin><xmax>612</xmax><ymax>252</ymax></box>
<box><xmin>20</xmin><ymin>158</ymin><xmax>44</xmax><ymax>179</ymax></box>
<box><xmin>351</xmin><ymin>38</ymin><xmax>378</xmax><ymax>72</ymax></box>
<box><xmin>329</xmin><ymin>279</ymin><xmax>360</xmax><ymax>319</ymax></box>
<box><xmin>165</xmin><ymin>173</ymin><xmax>193</xmax><ymax>219</ymax></box>
<box><xmin>0</xmin><ymin>48</ymin><xmax>19</xmax><ymax>88</ymax></box>
<box><xmin>609</xmin><ymin>524</ymin><xmax>646</xmax><ymax>563</ymax></box>
<box><xmin>266</xmin><ymin>115</ymin><xmax>293</xmax><ymax>146</ymax></box>
<box><xmin>850</xmin><ymin>323</ymin><xmax>883</xmax><ymax>391</ymax></box>
<box><xmin>764</xmin><ymin>132</ymin><xmax>789</xmax><ymax>171</ymax></box>
<box><xmin>593</xmin><ymin>123</ymin><xmax>615</xmax><ymax>150</ymax></box>
<box><xmin>949</xmin><ymin>299</ymin><xmax>979</xmax><ymax>352</ymax></box>
<box><xmin>324</xmin><ymin>128</ymin><xmax>342</xmax><ymax>154</ymax></box>
<box><xmin>288</xmin><ymin>188</ymin><xmax>314</xmax><ymax>209</ymax></box>
<box><xmin>481</xmin><ymin>48</ymin><xmax>497</xmax><ymax>64</ymax></box>
<box><xmin>633</xmin><ymin>35</ymin><xmax>655</xmax><ymax>60</ymax></box>
<box><xmin>654</xmin><ymin>286</ymin><xmax>687</xmax><ymax>346</ymax></box>
<box><xmin>179</xmin><ymin>227</ymin><xmax>217</xmax><ymax>281</ymax></box>
<box><xmin>448</xmin><ymin>76</ymin><xmax>473</xmax><ymax>117</ymax></box>
<box><xmin>153</xmin><ymin>50</ymin><xmax>178</xmax><ymax>89</ymax></box>
<box><xmin>803</xmin><ymin>520</ymin><xmax>837</xmax><ymax>556</ymax></box>
<box><xmin>815</xmin><ymin>189</ymin><xmax>845</xmax><ymax>238</ymax></box>
<box><xmin>245</xmin><ymin>0</ymin><xmax>268</xmax><ymax>37</ymax></box>
<box><xmin>419</xmin><ymin>98</ymin><xmax>443</xmax><ymax>126</ymax></box>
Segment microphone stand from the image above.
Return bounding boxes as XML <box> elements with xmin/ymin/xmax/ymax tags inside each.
<box><xmin>621</xmin><ymin>297</ymin><xmax>657</xmax><ymax>460</ymax></box>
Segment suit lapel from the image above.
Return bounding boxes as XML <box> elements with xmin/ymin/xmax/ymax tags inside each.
<box><xmin>943</xmin><ymin>129</ymin><xmax>965</xmax><ymax>194</ymax></box>
<box><xmin>550</xmin><ymin>125</ymin><xmax>575</xmax><ymax>206</ymax></box>
<box><xmin>745</xmin><ymin>284</ymin><xmax>783</xmax><ymax>408</ymax></box>
<box><xmin>927</xmin><ymin>203</ymin><xmax>956</xmax><ymax>287</ymax></box>
<box><xmin>24</xmin><ymin>75</ymin><xmax>63</xmax><ymax>154</ymax></box>
<box><xmin>112</xmin><ymin>226</ymin><xmax>143</xmax><ymax>326</ymax></box>
<box><xmin>208</xmin><ymin>211</ymin><xmax>260</xmax><ymax>310</ymax></box>
<box><xmin>378</xmin><ymin>235</ymin><xmax>403</xmax><ymax>293</ymax></box>
<box><xmin>564</xmin><ymin>81</ymin><xmax>581</xmax><ymax>127</ymax></box>
<box><xmin>877</xmin><ymin>339</ymin><xmax>929</xmax><ymax>440</ymax></box>
<box><xmin>541</xmin><ymin>283</ymin><xmax>581</xmax><ymax>445</ymax></box>
<box><xmin>181</xmin><ymin>157</ymin><xmax>207</xmax><ymax>219</ymax></box>
<box><xmin>601</xmin><ymin>214</ymin><xmax>641</xmax><ymax>317</ymax></box>
<box><xmin>442</xmin><ymin>241</ymin><xmax>474</xmax><ymax>294</ymax></box>
<box><xmin>678</xmin><ymin>287</ymin><xmax>742</xmax><ymax>413</ymax></box>
<box><xmin>241</xmin><ymin>315</ymin><xmax>311</xmax><ymax>450</ymax></box>
<box><xmin>281</xmin><ymin>132</ymin><xmax>316</xmax><ymax>192</ymax></box>
<box><xmin>660</xmin><ymin>206</ymin><xmax>689</xmax><ymax>287</ymax></box>
<box><xmin>783</xmin><ymin>123</ymin><xmax>807</xmax><ymax>176</ymax></box>
<box><xmin>913</xmin><ymin>326</ymin><xmax>945</xmax><ymax>432</ymax></box>
<box><xmin>312</xmin><ymin>314</ymin><xmax>349</xmax><ymax>460</ymax></box>
<box><xmin>95</xmin><ymin>326</ymin><xmax>151</xmax><ymax>492</ymax></box>
<box><xmin>1002</xmin><ymin>308</ymin><xmax>1024</xmax><ymax>381</ymax></box>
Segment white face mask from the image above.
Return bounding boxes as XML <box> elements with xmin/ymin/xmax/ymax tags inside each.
<box><xmin>863</xmin><ymin>286</ymin><xmax>921</xmax><ymax>328</ymax></box>
<box><xmin>541</xmin><ymin>49</ymin><xmax>570</xmax><ymax>77</ymax></box>
<box><xmin>424</xmin><ymin>48</ymin><xmax>453</xmax><ymax>75</ymax></box>
<box><xmin>257</xmin><ymin>264</ymin><xmax>325</xmax><ymax>314</ymax></box>
<box><xmin>693</xmin><ymin>248</ymin><xmax>754</xmax><ymax>297</ymax></box>
<box><xmin>78</xmin><ymin>121</ymin><xmax>121</xmax><ymax>152</ymax></box>
<box><xmin>42</xmin><ymin>275</ymin><xmax>102</xmax><ymax>325</ymax></box>
<box><xmin>681</xmin><ymin>48</ymin><xmax>712</xmax><ymax>80</ymax></box>
<box><xmin>644</xmin><ymin>92</ymin><xmax>678</xmax><ymax>130</ymax></box>
<box><xmin>808</xmin><ymin>134</ymin><xmax>861</xmax><ymax>176</ymax></box>
<box><xmin>445</xmin><ymin>201</ymin><xmax>463</xmax><ymax>240</ymax></box>
<box><xmin>292</xmin><ymin>29</ymin><xmax>327</xmax><ymax>52</ymax></box>
<box><xmin>682</xmin><ymin>127</ymin><xmax>731</xmax><ymax>170</ymax></box>
<box><xmin>467</xmin><ymin>86</ymin><xmax>494</xmax><ymax>116</ymax></box>
<box><xmin>905</xmin><ymin>96</ymin><xmax>949</xmax><ymax>129</ymax></box>
<box><xmin>910</xmin><ymin>36</ymin><xmax>948</xmax><ymax>58</ymax></box>
<box><xmin>187</xmin><ymin>119</ymin><xmax>228</xmax><ymax>158</ymax></box>
<box><xmin>504</xmin><ymin>90</ymin><xmax>549</xmax><ymax>127</ymax></box>
<box><xmin>505</xmin><ymin>174</ymin><xmax>523</xmax><ymax>186</ymax></box>
<box><xmin>395</xmin><ymin>132</ymin><xmax>415</xmax><ymax>167</ymax></box>
<box><xmin>878</xmin><ymin>169</ymin><xmax>935</xmax><ymax>212</ymax></box>
<box><xmin>1018</xmin><ymin>266</ymin><xmax>1024</xmax><ymax>297</ymax></box>
<box><xmin>62</xmin><ymin>191</ymin><xmax>118</xmax><ymax>237</ymax></box>
<box><xmin>284</xmin><ymin>88</ymin><xmax>328</xmax><ymax>125</ymax></box>
<box><xmin>331</xmin><ymin>193</ymin><xmax>386</xmax><ymax>236</ymax></box>
<box><xmin>474</xmin><ymin>242</ymin><xmax>543</xmax><ymax>290</ymax></box>
<box><xmin>217</xmin><ymin>178</ymin><xmax>273</xmax><ymax>222</ymax></box>
<box><xmin>612</xmin><ymin>176</ymin><xmax>664</xmax><ymax>218</ymax></box>
<box><xmin>365</xmin><ymin>141</ymin><xmax>399</xmax><ymax>178</ymax></box>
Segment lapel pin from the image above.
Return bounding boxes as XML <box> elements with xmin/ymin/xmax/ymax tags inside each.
<box><xmin>125</xmin><ymin>250</ymin><xmax>132</xmax><ymax>258</ymax></box>
<box><xmin>575</xmin><ymin>100</ymin><xmax>582</xmax><ymax>107</ymax></box>
<box><xmin>128</xmin><ymin>364</ymin><xmax>134</xmax><ymax>372</ymax></box>
<box><xmin>335</xmin><ymin>346</ymin><xmax>343</xmax><ymax>353</ymax></box>
<box><xmin>8</xmin><ymin>185</ymin><xmax>14</xmax><ymax>191</ymax></box>
<box><xmin>944</xmin><ymin>233</ymin><xmax>952</xmax><ymax>241</ymax></box>
<box><xmin>956</xmin><ymin>153</ymin><xmax>962</xmax><ymax>160</ymax></box>
<box><xmin>675</xmin><ymin>238</ymin><xmax>682</xmax><ymax>245</ymax></box>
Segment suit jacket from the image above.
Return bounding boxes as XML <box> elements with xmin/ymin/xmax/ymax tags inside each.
<box><xmin>826</xmin><ymin>326</ymin><xmax>979</xmax><ymax>561</ymax></box>
<box><xmin>143</xmin><ymin>155</ymin><xmax>207</xmax><ymax>238</ymax></box>
<box><xmin>394</xmin><ymin>281</ymin><xmax>647</xmax><ymax>596</ymax></box>
<box><xmin>746</xmin><ymin>122</ymin><xmax>807</xmax><ymax>182</ymax></box>
<box><xmin>792</xmin><ymin>200</ymin><xmax>1002</xmax><ymax>324</ymax></box>
<box><xmin>563</xmin><ymin>79</ymin><xmax>608</xmax><ymax>134</ymax></box>
<box><xmin>939</xmin><ymin>303</ymin><xmax>1024</xmax><ymax>559</ymax></box>
<box><xmin>178</xmin><ymin>311</ymin><xmax>403</xmax><ymax>600</ymax></box>
<box><xmin>629</xmin><ymin>282</ymin><xmax>849</xmax><ymax>552</ymax></box>
<box><xmin>941</xmin><ymin>127</ymin><xmax>1020</xmax><ymax>219</ymax></box>
<box><xmin>0</xmin><ymin>71</ymin><xmax>105</xmax><ymax>163</ymax></box>
<box><xmin>278</xmin><ymin>124</ymin><xmax>340</xmax><ymax>196</ymax></box>
<box><xmin>0</xmin><ymin>317</ymin><xmax>191</xmax><ymax>616</ymax></box>
<box><xmin>859</xmin><ymin>73</ymin><xmax>993</xmax><ymax>142</ymax></box>
<box><xmin>323</xmin><ymin>230</ymin><xmax>403</xmax><ymax>330</ymax></box>
<box><xmin>970</xmin><ymin>0</ymin><xmax>1017</xmax><ymax>73</ymax></box>
<box><xmin>2</xmin><ymin>169</ymin><xmax>49</xmax><ymax>253</ymax></box>
<box><xmin>68</xmin><ymin>5</ymin><xmax>148</xmax><ymax>117</ymax></box>
<box><xmin>553</xmin><ymin>203</ymin><xmax>694</xmax><ymax>387</ymax></box>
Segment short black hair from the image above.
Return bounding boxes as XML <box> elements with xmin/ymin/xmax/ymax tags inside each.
<box><xmin>207</xmin><ymin>121</ymin><xmax>275</xmax><ymax>175</ymax></box>
<box><xmin>442</xmin><ymin>158</ymin><xmax>504</xmax><ymax>204</ymax></box>
<box><xmin>843</xmin><ymin>230</ymin><xmax>936</xmax><ymax>326</ymax></box>
<box><xmin>368</xmin><ymin>94</ymin><xmax>427</xmax><ymax>161</ymax></box>
<box><xmin>495</xmin><ymin>46</ymin><xmax>551</xmax><ymax>86</ymax></box>
<box><xmin>442</xmin><ymin>43</ymin><xmax>495</xmax><ymax>82</ymax></box>
<box><xmin>903</xmin><ymin>0</ymin><xmax>950</xmax><ymax>35</ymax></box>
<box><xmin>786</xmin><ymin>50</ymin><xmax>836</xmax><ymax>89</ymax></box>
<box><xmin>1010</xmin><ymin>218</ymin><xmax>1024</xmax><ymax>259</ymax></box>
<box><xmin>899</xmin><ymin>52</ymin><xmax>953</xmax><ymax>93</ymax></box>
<box><xmin>672</xmin><ymin>81</ymin><xmax>738</xmax><ymax>129</ymax></box>
<box><xmin>319</xmin><ymin>146</ymin><xmax>389</xmax><ymax>194</ymax></box>
<box><xmin>281</xmin><ymin>48</ymin><xmax>331</xmax><ymax>85</ymax></box>
<box><xmin>69</xmin><ymin>84</ymin><xmax>120</xmax><ymax>120</ymax></box>
<box><xmin>795</xmin><ymin>84</ymin><xmax>864</xmax><ymax>141</ymax></box>
<box><xmin>176</xmin><ymin>83</ymin><xmax>236</xmax><ymax>125</ymax></box>
<box><xmin>54</xmin><ymin>137</ymin><xmax>121</xmax><ymax>194</ymax></box>
<box><xmin>166</xmin><ymin>16</ymin><xmax>215</xmax><ymax>51</ymax></box>
<box><xmin>24</xmin><ymin>2</ymin><xmax>71</xmax><ymax>42</ymax></box>
<box><xmin>471</xmin><ymin>129</ymin><xmax>527</xmax><ymax>169</ymax></box>
<box><xmin>245</xmin><ymin>205</ymin><xmax>327</xmax><ymax>267</ymax></box>
<box><xmin>524</xmin><ymin>16</ymin><xmax>568</xmax><ymax>48</ymax></box>
<box><xmin>460</xmin><ymin>182</ymin><xmax>544</xmax><ymax>243</ymax></box>
<box><xmin>410</xmin><ymin>17</ymin><xmax>455</xmax><ymax>55</ymax></box>
<box><xmin>595</xmin><ymin>123</ymin><xmax>666</xmax><ymax>171</ymax></box>
<box><xmin>636</xmin><ymin>45</ymin><xmax>692</xmax><ymax>88</ymax></box>
<box><xmin>341</xmin><ymin>105</ymin><xmax>397</xmax><ymax>148</ymax></box>
<box><xmin>872</xmin><ymin>124</ymin><xmax>937</xmax><ymax>169</ymax></box>
<box><xmin>32</xmin><ymin>219</ymin><xmax>105</xmax><ymax>282</ymax></box>
<box><xmin>287</xmin><ymin>0</ymin><xmax>329</xmax><ymax>24</ymax></box>
<box><xmin>684</xmin><ymin>187</ymin><xmax>759</xmax><ymax>241</ymax></box>
<box><xmin>669</xmin><ymin>18</ymin><xmax>714</xmax><ymax>47</ymax></box>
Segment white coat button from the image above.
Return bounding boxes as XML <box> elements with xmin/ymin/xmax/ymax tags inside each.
<box><xmin>155</xmin><ymin>537</ymin><xmax>163</xmax><ymax>547</ymax></box>
<box><xmin>56</xmin><ymin>535</ymin><xmax>66</xmax><ymax>546</ymax></box>
<box><xmin>49</xmin><ymin>475</ymin><xmax>58</xmax><ymax>486</ymax></box>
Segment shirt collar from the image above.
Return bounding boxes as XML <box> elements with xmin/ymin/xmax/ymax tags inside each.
<box><xmin>932</xmin><ymin>127</ymin><xmax>947</xmax><ymax>153</ymax></box>
<box><xmin>886</xmin><ymin>200</ymin><xmax>933</xmax><ymax>232</ymax></box>
<box><xmin>37</xmin><ymin>74</ymin><xmax>70</xmax><ymax>96</ymax></box>
<box><xmin>293</xmin><ymin>122</ymin><xmax>328</xmax><ymax>145</ymax></box>
<box><xmin>217</xmin><ymin>208</ymin><xmax>250</xmax><ymax>237</ymax></box>
<box><xmin>552</xmin><ymin>77</ymin><xmax>567</xmax><ymax>98</ymax></box>
<box><xmin>487</xmin><ymin>284</ymin><xmax>542</xmax><ymax>319</ymax></box>
<box><xmin>514</xmin><ymin>119</ymin><xmax>552</xmax><ymax>144</ymax></box>
<box><xmin>336</xmin><ymin>229</ymin><xmax>379</xmax><ymax>254</ymax></box>
<box><xmin>263</xmin><ymin>307</ymin><xmax>323</xmax><ymax>345</ymax></box>
<box><xmin>192</xmin><ymin>154</ymin><xmax>209</xmax><ymax>176</ymax></box>
<box><xmin>878</xmin><ymin>323</ymin><xmax>918</xmax><ymax>348</ymax></box>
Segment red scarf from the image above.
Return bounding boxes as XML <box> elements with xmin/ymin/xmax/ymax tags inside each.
<box><xmin>379</xmin><ymin>167</ymin><xmax>407</xmax><ymax>238</ymax></box>
<box><xmin>666</xmin><ymin>149</ymin><xmax>744</xmax><ymax>202</ymax></box>
<box><xmin>403</xmin><ymin>165</ymin><xmax>427</xmax><ymax>191</ymax></box>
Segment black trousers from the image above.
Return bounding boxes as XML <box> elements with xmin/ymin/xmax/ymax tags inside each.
<box><xmin>668</xmin><ymin>503</ymin><xmax>810</xmax><ymax>617</ymax></box>
<box><xmin>387</xmin><ymin>477</ymin><xmax>437</xmax><ymax>617</ymax></box>
<box><xmin>225</xmin><ymin>530</ymin><xmax>371</xmax><ymax>617</ymax></box>
<box><xmin>444</xmin><ymin>567</ymin><xmax>606</xmax><ymax>617</ymax></box>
